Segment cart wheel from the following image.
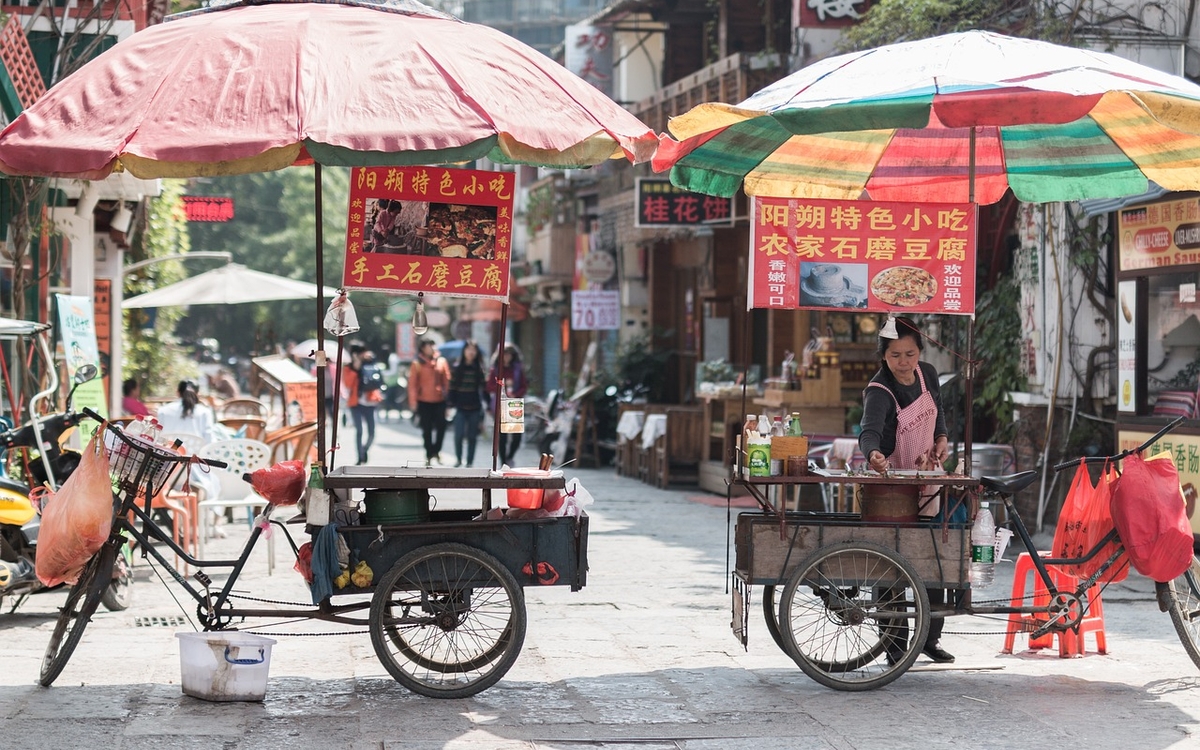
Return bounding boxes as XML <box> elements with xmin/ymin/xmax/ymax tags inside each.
<box><xmin>779</xmin><ymin>541</ymin><xmax>929</xmax><ymax>691</ymax></box>
<box><xmin>40</xmin><ymin>541</ymin><xmax>117</xmax><ymax>687</ymax></box>
<box><xmin>1169</xmin><ymin>554</ymin><xmax>1200</xmax><ymax>670</ymax></box>
<box><xmin>762</xmin><ymin>585</ymin><xmax>787</xmax><ymax>654</ymax></box>
<box><xmin>369</xmin><ymin>542</ymin><xmax>526</xmax><ymax>699</ymax></box>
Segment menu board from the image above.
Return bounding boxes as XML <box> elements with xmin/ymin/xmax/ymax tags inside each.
<box><xmin>343</xmin><ymin>166</ymin><xmax>514</xmax><ymax>300</ymax></box>
<box><xmin>748</xmin><ymin>196</ymin><xmax>977</xmax><ymax>314</ymax></box>
<box><xmin>1118</xmin><ymin>195</ymin><xmax>1200</xmax><ymax>272</ymax></box>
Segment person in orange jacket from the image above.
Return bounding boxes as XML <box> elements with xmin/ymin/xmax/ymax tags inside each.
<box><xmin>408</xmin><ymin>339</ymin><xmax>451</xmax><ymax>467</ymax></box>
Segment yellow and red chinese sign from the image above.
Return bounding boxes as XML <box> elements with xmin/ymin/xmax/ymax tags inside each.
<box><xmin>343</xmin><ymin>166</ymin><xmax>515</xmax><ymax>300</ymax></box>
<box><xmin>1117</xmin><ymin>196</ymin><xmax>1200</xmax><ymax>272</ymax></box>
<box><xmin>748</xmin><ymin>196</ymin><xmax>977</xmax><ymax>314</ymax></box>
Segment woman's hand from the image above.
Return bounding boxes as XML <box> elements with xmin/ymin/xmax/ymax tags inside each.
<box><xmin>868</xmin><ymin>450</ymin><xmax>888</xmax><ymax>474</ymax></box>
<box><xmin>933</xmin><ymin>437</ymin><xmax>949</xmax><ymax>465</ymax></box>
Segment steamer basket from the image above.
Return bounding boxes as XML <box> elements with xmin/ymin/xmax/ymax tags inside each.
<box><xmin>858</xmin><ymin>484</ymin><xmax>920</xmax><ymax>523</ymax></box>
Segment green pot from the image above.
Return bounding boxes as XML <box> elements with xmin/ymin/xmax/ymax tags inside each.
<box><xmin>362</xmin><ymin>489</ymin><xmax>430</xmax><ymax>524</ymax></box>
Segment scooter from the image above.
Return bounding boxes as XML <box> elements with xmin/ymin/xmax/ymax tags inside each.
<box><xmin>0</xmin><ymin>363</ymin><xmax>133</xmax><ymax>613</ymax></box>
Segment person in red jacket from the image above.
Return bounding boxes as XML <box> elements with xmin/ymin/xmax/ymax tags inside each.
<box><xmin>408</xmin><ymin>339</ymin><xmax>451</xmax><ymax>467</ymax></box>
<box><xmin>487</xmin><ymin>344</ymin><xmax>528</xmax><ymax>466</ymax></box>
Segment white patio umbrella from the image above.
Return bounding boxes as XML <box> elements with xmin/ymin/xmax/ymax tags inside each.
<box><xmin>290</xmin><ymin>338</ymin><xmax>340</xmax><ymax>358</ymax></box>
<box><xmin>124</xmin><ymin>263</ymin><xmax>338</xmax><ymax>308</ymax></box>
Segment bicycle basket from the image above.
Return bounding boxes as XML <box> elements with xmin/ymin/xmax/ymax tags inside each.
<box><xmin>103</xmin><ymin>423</ymin><xmax>186</xmax><ymax>496</ymax></box>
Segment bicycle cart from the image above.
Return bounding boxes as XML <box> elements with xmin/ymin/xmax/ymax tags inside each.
<box><xmin>41</xmin><ymin>414</ymin><xmax>588</xmax><ymax>698</ymax></box>
<box><xmin>732</xmin><ymin>417</ymin><xmax>1200</xmax><ymax>692</ymax></box>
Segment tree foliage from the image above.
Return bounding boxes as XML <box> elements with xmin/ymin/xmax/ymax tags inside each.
<box><xmin>123</xmin><ymin>179</ymin><xmax>202</xmax><ymax>397</ymax></box>
<box><xmin>839</xmin><ymin>0</ymin><xmax>1075</xmax><ymax>51</ymax></box>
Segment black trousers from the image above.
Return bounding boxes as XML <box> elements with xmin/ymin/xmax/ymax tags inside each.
<box><xmin>417</xmin><ymin>401</ymin><xmax>446</xmax><ymax>460</ymax></box>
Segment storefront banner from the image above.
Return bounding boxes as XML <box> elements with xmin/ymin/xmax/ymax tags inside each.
<box><xmin>1119</xmin><ymin>430</ymin><xmax>1200</xmax><ymax>536</ymax></box>
<box><xmin>748</xmin><ymin>196</ymin><xmax>977</xmax><ymax>314</ymax></box>
<box><xmin>55</xmin><ymin>294</ymin><xmax>107</xmax><ymax>442</ymax></box>
<box><xmin>343</xmin><ymin>166</ymin><xmax>514</xmax><ymax>300</ymax></box>
<box><xmin>1118</xmin><ymin>195</ymin><xmax>1200</xmax><ymax>272</ymax></box>
<box><xmin>571</xmin><ymin>290</ymin><xmax>620</xmax><ymax>330</ymax></box>
<box><xmin>634</xmin><ymin>178</ymin><xmax>733</xmax><ymax>227</ymax></box>
<box><xmin>1117</xmin><ymin>279</ymin><xmax>1137</xmax><ymax>412</ymax></box>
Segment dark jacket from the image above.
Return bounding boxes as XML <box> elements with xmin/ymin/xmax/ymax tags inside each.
<box><xmin>448</xmin><ymin>358</ymin><xmax>486</xmax><ymax>411</ymax></box>
<box><xmin>858</xmin><ymin>360</ymin><xmax>948</xmax><ymax>459</ymax></box>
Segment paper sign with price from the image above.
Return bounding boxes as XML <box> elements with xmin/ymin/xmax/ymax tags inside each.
<box><xmin>571</xmin><ymin>290</ymin><xmax>619</xmax><ymax>330</ymax></box>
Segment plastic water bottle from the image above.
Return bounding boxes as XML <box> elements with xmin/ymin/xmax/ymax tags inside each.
<box><xmin>971</xmin><ymin>502</ymin><xmax>997</xmax><ymax>586</ymax></box>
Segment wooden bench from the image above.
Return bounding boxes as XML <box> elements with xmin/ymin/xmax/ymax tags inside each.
<box><xmin>651</xmin><ymin>406</ymin><xmax>705</xmax><ymax>488</ymax></box>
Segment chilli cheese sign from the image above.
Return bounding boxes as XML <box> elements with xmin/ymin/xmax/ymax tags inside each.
<box><xmin>748</xmin><ymin>196</ymin><xmax>977</xmax><ymax>314</ymax></box>
<box><xmin>343</xmin><ymin>166</ymin><xmax>515</xmax><ymax>300</ymax></box>
<box><xmin>1118</xmin><ymin>196</ymin><xmax>1200</xmax><ymax>272</ymax></box>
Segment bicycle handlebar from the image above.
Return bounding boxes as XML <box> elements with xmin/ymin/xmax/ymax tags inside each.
<box><xmin>80</xmin><ymin>407</ymin><xmax>228</xmax><ymax>469</ymax></box>
<box><xmin>1053</xmin><ymin>415</ymin><xmax>1186</xmax><ymax>473</ymax></box>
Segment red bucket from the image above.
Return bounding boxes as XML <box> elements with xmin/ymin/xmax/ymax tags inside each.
<box><xmin>503</xmin><ymin>469</ymin><xmax>550</xmax><ymax>509</ymax></box>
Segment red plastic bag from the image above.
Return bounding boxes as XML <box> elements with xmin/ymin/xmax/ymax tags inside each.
<box><xmin>1111</xmin><ymin>450</ymin><xmax>1194</xmax><ymax>582</ymax></box>
<box><xmin>1051</xmin><ymin>461</ymin><xmax>1127</xmax><ymax>583</ymax></box>
<box><xmin>245</xmin><ymin>459</ymin><xmax>306</xmax><ymax>505</ymax></box>
<box><xmin>35</xmin><ymin>433</ymin><xmax>115</xmax><ymax>587</ymax></box>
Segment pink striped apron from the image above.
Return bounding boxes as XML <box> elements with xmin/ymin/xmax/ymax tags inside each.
<box><xmin>867</xmin><ymin>365</ymin><xmax>941</xmax><ymax>516</ymax></box>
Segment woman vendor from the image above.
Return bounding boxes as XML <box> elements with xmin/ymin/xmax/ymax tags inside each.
<box><xmin>858</xmin><ymin>315</ymin><xmax>954</xmax><ymax>665</ymax></box>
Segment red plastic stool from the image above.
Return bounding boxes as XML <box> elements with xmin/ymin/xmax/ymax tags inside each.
<box><xmin>1002</xmin><ymin>552</ymin><xmax>1107</xmax><ymax>658</ymax></box>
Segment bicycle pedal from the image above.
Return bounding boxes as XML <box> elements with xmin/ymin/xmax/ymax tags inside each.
<box><xmin>192</xmin><ymin>571</ymin><xmax>212</xmax><ymax>587</ymax></box>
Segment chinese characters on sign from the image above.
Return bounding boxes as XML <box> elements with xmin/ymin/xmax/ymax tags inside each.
<box><xmin>1117</xmin><ymin>196</ymin><xmax>1200</xmax><ymax>272</ymax></box>
<box><xmin>635</xmin><ymin>178</ymin><xmax>733</xmax><ymax>227</ymax></box>
<box><xmin>182</xmin><ymin>196</ymin><xmax>234</xmax><ymax>222</ymax></box>
<box><xmin>799</xmin><ymin>0</ymin><xmax>873</xmax><ymax>26</ymax></box>
<box><xmin>343</xmin><ymin>166</ymin><xmax>514</xmax><ymax>301</ymax></box>
<box><xmin>748</xmin><ymin>196</ymin><xmax>977</xmax><ymax>314</ymax></box>
<box><xmin>564</xmin><ymin>22</ymin><xmax>613</xmax><ymax>96</ymax></box>
<box><xmin>572</xmin><ymin>290</ymin><xmax>620</xmax><ymax>331</ymax></box>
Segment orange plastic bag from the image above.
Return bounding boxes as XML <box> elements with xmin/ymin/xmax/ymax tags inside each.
<box><xmin>1111</xmin><ymin>450</ymin><xmax>1193</xmax><ymax>582</ymax></box>
<box><xmin>35</xmin><ymin>433</ymin><xmax>115</xmax><ymax>587</ymax></box>
<box><xmin>1050</xmin><ymin>461</ymin><xmax>1128</xmax><ymax>583</ymax></box>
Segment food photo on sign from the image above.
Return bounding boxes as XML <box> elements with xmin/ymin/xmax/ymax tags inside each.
<box><xmin>344</xmin><ymin>165</ymin><xmax>514</xmax><ymax>300</ymax></box>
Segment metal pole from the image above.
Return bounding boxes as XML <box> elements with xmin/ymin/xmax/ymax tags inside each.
<box><xmin>492</xmin><ymin>304</ymin><xmax>509</xmax><ymax>470</ymax></box>
<box><xmin>314</xmin><ymin>163</ymin><xmax>327</xmax><ymax>466</ymax></box>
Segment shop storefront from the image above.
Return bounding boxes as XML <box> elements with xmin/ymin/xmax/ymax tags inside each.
<box><xmin>1116</xmin><ymin>193</ymin><xmax>1200</xmax><ymax>540</ymax></box>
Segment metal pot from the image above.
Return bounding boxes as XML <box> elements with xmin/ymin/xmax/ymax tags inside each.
<box><xmin>858</xmin><ymin>483</ymin><xmax>920</xmax><ymax>522</ymax></box>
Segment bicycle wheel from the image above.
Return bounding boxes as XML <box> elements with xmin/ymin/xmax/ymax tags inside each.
<box><xmin>1169</xmin><ymin>554</ymin><xmax>1200</xmax><ymax>670</ymax></box>
<box><xmin>779</xmin><ymin>541</ymin><xmax>929</xmax><ymax>691</ymax></box>
<box><xmin>369</xmin><ymin>542</ymin><xmax>526</xmax><ymax>698</ymax></box>
<box><xmin>762</xmin><ymin>585</ymin><xmax>786</xmax><ymax>653</ymax></box>
<box><xmin>39</xmin><ymin>541</ymin><xmax>117</xmax><ymax>687</ymax></box>
<box><xmin>100</xmin><ymin>540</ymin><xmax>135</xmax><ymax>612</ymax></box>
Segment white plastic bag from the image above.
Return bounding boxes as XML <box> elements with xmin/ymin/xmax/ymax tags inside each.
<box><xmin>552</xmin><ymin>478</ymin><xmax>594</xmax><ymax>518</ymax></box>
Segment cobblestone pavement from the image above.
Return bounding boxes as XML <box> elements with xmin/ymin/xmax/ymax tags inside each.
<box><xmin>3</xmin><ymin>416</ymin><xmax>1200</xmax><ymax>749</ymax></box>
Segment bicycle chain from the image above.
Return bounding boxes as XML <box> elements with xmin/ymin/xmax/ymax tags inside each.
<box><xmin>214</xmin><ymin>590</ymin><xmax>371</xmax><ymax>636</ymax></box>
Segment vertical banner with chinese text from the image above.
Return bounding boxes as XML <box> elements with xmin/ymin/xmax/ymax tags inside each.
<box><xmin>55</xmin><ymin>294</ymin><xmax>107</xmax><ymax>443</ymax></box>
<box><xmin>748</xmin><ymin>196</ymin><xmax>977</xmax><ymax>314</ymax></box>
<box><xmin>344</xmin><ymin>166</ymin><xmax>514</xmax><ymax>301</ymax></box>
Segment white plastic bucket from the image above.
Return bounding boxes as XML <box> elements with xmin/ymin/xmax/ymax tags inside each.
<box><xmin>176</xmin><ymin>631</ymin><xmax>276</xmax><ymax>702</ymax></box>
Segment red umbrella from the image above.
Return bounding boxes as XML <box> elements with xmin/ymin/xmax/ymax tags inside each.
<box><xmin>0</xmin><ymin>0</ymin><xmax>656</xmax><ymax>179</ymax></box>
<box><xmin>0</xmin><ymin>0</ymin><xmax>657</xmax><ymax>467</ymax></box>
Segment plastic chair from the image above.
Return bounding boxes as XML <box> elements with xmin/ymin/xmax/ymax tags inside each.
<box><xmin>217</xmin><ymin>398</ymin><xmax>269</xmax><ymax>419</ymax></box>
<box><xmin>1002</xmin><ymin>552</ymin><xmax>1108</xmax><ymax>658</ymax></box>
<box><xmin>264</xmin><ymin>421</ymin><xmax>318</xmax><ymax>464</ymax></box>
<box><xmin>218</xmin><ymin>416</ymin><xmax>268</xmax><ymax>441</ymax></box>
<box><xmin>195</xmin><ymin>438</ymin><xmax>275</xmax><ymax>573</ymax></box>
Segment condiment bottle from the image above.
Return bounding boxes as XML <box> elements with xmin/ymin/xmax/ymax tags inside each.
<box><xmin>741</xmin><ymin>413</ymin><xmax>758</xmax><ymax>476</ymax></box>
<box><xmin>302</xmin><ymin>462</ymin><xmax>332</xmax><ymax>526</ymax></box>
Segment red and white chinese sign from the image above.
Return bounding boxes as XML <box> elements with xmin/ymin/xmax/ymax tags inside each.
<box><xmin>748</xmin><ymin>196</ymin><xmax>976</xmax><ymax>314</ymax></box>
<box><xmin>572</xmin><ymin>290</ymin><xmax>620</xmax><ymax>331</ymax></box>
<box><xmin>564</xmin><ymin>22</ymin><xmax>613</xmax><ymax>97</ymax></box>
<box><xmin>798</xmin><ymin>0</ymin><xmax>875</xmax><ymax>27</ymax></box>
<box><xmin>182</xmin><ymin>196</ymin><xmax>234</xmax><ymax>222</ymax></box>
<box><xmin>343</xmin><ymin>166</ymin><xmax>514</xmax><ymax>301</ymax></box>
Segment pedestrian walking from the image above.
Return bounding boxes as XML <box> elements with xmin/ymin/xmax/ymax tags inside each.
<box><xmin>448</xmin><ymin>340</ymin><xmax>486</xmax><ymax>468</ymax></box>
<box><xmin>343</xmin><ymin>342</ymin><xmax>384</xmax><ymax>464</ymax></box>
<box><xmin>408</xmin><ymin>338</ymin><xmax>451</xmax><ymax>467</ymax></box>
<box><xmin>487</xmin><ymin>343</ymin><xmax>528</xmax><ymax>466</ymax></box>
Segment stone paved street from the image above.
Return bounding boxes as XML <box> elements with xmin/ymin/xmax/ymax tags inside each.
<box><xmin>3</xmin><ymin>416</ymin><xmax>1200</xmax><ymax>749</ymax></box>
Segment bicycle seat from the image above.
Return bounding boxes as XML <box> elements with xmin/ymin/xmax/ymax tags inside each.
<box><xmin>979</xmin><ymin>470</ymin><xmax>1039</xmax><ymax>495</ymax></box>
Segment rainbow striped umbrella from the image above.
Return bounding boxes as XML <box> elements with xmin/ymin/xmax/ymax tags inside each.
<box><xmin>654</xmin><ymin>30</ymin><xmax>1200</xmax><ymax>205</ymax></box>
